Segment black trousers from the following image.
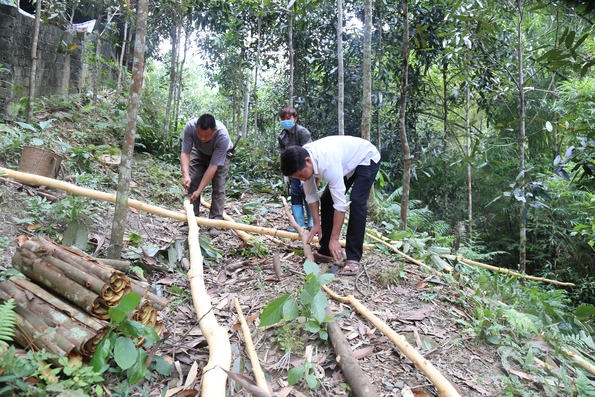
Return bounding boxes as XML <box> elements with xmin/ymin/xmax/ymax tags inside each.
<box><xmin>318</xmin><ymin>160</ymin><xmax>380</xmax><ymax>262</ymax></box>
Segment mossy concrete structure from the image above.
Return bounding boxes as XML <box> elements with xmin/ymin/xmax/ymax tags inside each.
<box><xmin>0</xmin><ymin>4</ymin><xmax>116</xmax><ymax>116</ymax></box>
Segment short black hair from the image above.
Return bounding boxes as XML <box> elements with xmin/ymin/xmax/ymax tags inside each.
<box><xmin>280</xmin><ymin>146</ymin><xmax>309</xmax><ymax>176</ymax></box>
<box><xmin>197</xmin><ymin>114</ymin><xmax>216</xmax><ymax>130</ymax></box>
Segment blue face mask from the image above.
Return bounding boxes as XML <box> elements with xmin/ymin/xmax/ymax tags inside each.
<box><xmin>280</xmin><ymin>120</ymin><xmax>295</xmax><ymax>130</ymax></box>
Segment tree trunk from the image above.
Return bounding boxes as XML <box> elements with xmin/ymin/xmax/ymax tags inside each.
<box><xmin>252</xmin><ymin>15</ymin><xmax>261</xmax><ymax>149</ymax></box>
<box><xmin>108</xmin><ymin>0</ymin><xmax>149</xmax><ymax>259</ymax></box>
<box><xmin>337</xmin><ymin>0</ymin><xmax>344</xmax><ymax>135</ymax></box>
<box><xmin>399</xmin><ymin>0</ymin><xmax>411</xmax><ymax>230</ymax></box>
<box><xmin>465</xmin><ymin>61</ymin><xmax>473</xmax><ymax>240</ymax></box>
<box><xmin>173</xmin><ymin>22</ymin><xmax>190</xmax><ymax>133</ymax></box>
<box><xmin>117</xmin><ymin>19</ymin><xmax>129</xmax><ymax>93</ymax></box>
<box><xmin>288</xmin><ymin>7</ymin><xmax>294</xmax><ymax>107</ymax></box>
<box><xmin>163</xmin><ymin>6</ymin><xmax>180</xmax><ymax>149</ymax></box>
<box><xmin>516</xmin><ymin>0</ymin><xmax>527</xmax><ymax>273</ymax></box>
<box><xmin>361</xmin><ymin>0</ymin><xmax>372</xmax><ymax>141</ymax></box>
<box><xmin>26</xmin><ymin>0</ymin><xmax>42</xmax><ymax>123</ymax></box>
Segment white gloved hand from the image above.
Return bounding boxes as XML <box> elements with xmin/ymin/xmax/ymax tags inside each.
<box><xmin>283</xmin><ymin>176</ymin><xmax>290</xmax><ymax>186</ymax></box>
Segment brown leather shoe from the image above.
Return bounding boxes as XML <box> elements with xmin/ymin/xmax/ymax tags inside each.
<box><xmin>340</xmin><ymin>260</ymin><xmax>359</xmax><ymax>276</ymax></box>
<box><xmin>313</xmin><ymin>250</ymin><xmax>333</xmax><ymax>263</ymax></box>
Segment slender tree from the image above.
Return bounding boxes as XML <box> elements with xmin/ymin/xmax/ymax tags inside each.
<box><xmin>107</xmin><ymin>0</ymin><xmax>149</xmax><ymax>259</ymax></box>
<box><xmin>516</xmin><ymin>0</ymin><xmax>527</xmax><ymax>272</ymax></box>
<box><xmin>399</xmin><ymin>0</ymin><xmax>411</xmax><ymax>230</ymax></box>
<box><xmin>361</xmin><ymin>0</ymin><xmax>372</xmax><ymax>141</ymax></box>
<box><xmin>337</xmin><ymin>0</ymin><xmax>344</xmax><ymax>135</ymax></box>
<box><xmin>26</xmin><ymin>0</ymin><xmax>42</xmax><ymax>123</ymax></box>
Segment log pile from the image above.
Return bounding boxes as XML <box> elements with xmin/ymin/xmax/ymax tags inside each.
<box><xmin>0</xmin><ymin>236</ymin><xmax>167</xmax><ymax>359</ymax></box>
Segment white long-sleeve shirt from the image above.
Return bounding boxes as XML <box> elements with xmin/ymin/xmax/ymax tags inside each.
<box><xmin>302</xmin><ymin>136</ymin><xmax>380</xmax><ymax>212</ymax></box>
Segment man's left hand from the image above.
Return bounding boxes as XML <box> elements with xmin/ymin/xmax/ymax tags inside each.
<box><xmin>190</xmin><ymin>190</ymin><xmax>201</xmax><ymax>203</ymax></box>
<box><xmin>328</xmin><ymin>239</ymin><xmax>343</xmax><ymax>262</ymax></box>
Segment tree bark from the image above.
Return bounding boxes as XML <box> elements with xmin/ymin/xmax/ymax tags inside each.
<box><xmin>361</xmin><ymin>0</ymin><xmax>372</xmax><ymax>141</ymax></box>
<box><xmin>108</xmin><ymin>0</ymin><xmax>149</xmax><ymax>259</ymax></box>
<box><xmin>26</xmin><ymin>0</ymin><xmax>42</xmax><ymax>123</ymax></box>
<box><xmin>12</xmin><ymin>248</ymin><xmax>109</xmax><ymax>319</ymax></box>
<box><xmin>516</xmin><ymin>0</ymin><xmax>527</xmax><ymax>273</ymax></box>
<box><xmin>337</xmin><ymin>0</ymin><xmax>344</xmax><ymax>135</ymax></box>
<box><xmin>399</xmin><ymin>0</ymin><xmax>411</xmax><ymax>231</ymax></box>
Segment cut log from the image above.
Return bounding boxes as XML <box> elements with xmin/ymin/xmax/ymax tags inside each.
<box><xmin>129</xmin><ymin>280</ymin><xmax>168</xmax><ymax>311</ymax></box>
<box><xmin>29</xmin><ymin>237</ymin><xmax>131</xmax><ymax>298</ymax></box>
<box><xmin>184</xmin><ymin>198</ymin><xmax>231</xmax><ymax>397</ymax></box>
<box><xmin>9</xmin><ymin>276</ymin><xmax>107</xmax><ymax>356</ymax></box>
<box><xmin>0</xmin><ymin>279</ymin><xmax>106</xmax><ymax>356</ymax></box>
<box><xmin>12</xmin><ymin>248</ymin><xmax>109</xmax><ymax>320</ymax></box>
<box><xmin>323</xmin><ymin>285</ymin><xmax>461</xmax><ymax>397</ymax></box>
<box><xmin>326</xmin><ymin>306</ymin><xmax>379</xmax><ymax>397</ymax></box>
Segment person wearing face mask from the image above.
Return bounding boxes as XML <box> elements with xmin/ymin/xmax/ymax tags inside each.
<box><xmin>278</xmin><ymin>106</ymin><xmax>313</xmax><ymax>230</ymax></box>
<box><xmin>180</xmin><ymin>114</ymin><xmax>233</xmax><ymax>233</ymax></box>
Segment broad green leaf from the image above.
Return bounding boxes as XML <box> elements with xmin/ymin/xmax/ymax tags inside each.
<box><xmin>300</xmin><ymin>277</ymin><xmax>321</xmax><ymax>305</ymax></box>
<box><xmin>90</xmin><ymin>337</ymin><xmax>111</xmax><ymax>372</ymax></box>
<box><xmin>108</xmin><ymin>293</ymin><xmax>142</xmax><ymax>324</ymax></box>
<box><xmin>305</xmin><ymin>374</ymin><xmax>319</xmax><ymax>389</ymax></box>
<box><xmin>114</xmin><ymin>336</ymin><xmax>137</xmax><ymax>370</ymax></box>
<box><xmin>287</xmin><ymin>366</ymin><xmax>304</xmax><ymax>385</ymax></box>
<box><xmin>575</xmin><ymin>305</ymin><xmax>595</xmax><ymax>319</ymax></box>
<box><xmin>152</xmin><ymin>355</ymin><xmax>172</xmax><ymax>376</ymax></box>
<box><xmin>282</xmin><ymin>298</ymin><xmax>299</xmax><ymax>321</ymax></box>
<box><xmin>318</xmin><ymin>273</ymin><xmax>334</xmax><ymax>285</ymax></box>
<box><xmin>259</xmin><ymin>294</ymin><xmax>291</xmax><ymax>327</ymax></box>
<box><xmin>304</xmin><ymin>320</ymin><xmax>320</xmax><ymax>333</ymax></box>
<box><xmin>303</xmin><ymin>260</ymin><xmax>319</xmax><ymax>275</ymax></box>
<box><xmin>311</xmin><ymin>291</ymin><xmax>328</xmax><ymax>324</ymax></box>
<box><xmin>126</xmin><ymin>349</ymin><xmax>147</xmax><ymax>384</ymax></box>
<box><xmin>15</xmin><ymin>121</ymin><xmax>37</xmax><ymax>132</ymax></box>
<box><xmin>319</xmin><ymin>329</ymin><xmax>328</xmax><ymax>341</ymax></box>
<box><xmin>62</xmin><ymin>219</ymin><xmax>88</xmax><ymax>250</ymax></box>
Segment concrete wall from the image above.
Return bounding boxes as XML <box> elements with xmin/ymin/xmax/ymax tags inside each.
<box><xmin>0</xmin><ymin>4</ymin><xmax>116</xmax><ymax>116</ymax></box>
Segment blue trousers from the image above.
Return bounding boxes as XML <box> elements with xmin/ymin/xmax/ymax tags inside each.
<box><xmin>318</xmin><ymin>160</ymin><xmax>379</xmax><ymax>262</ymax></box>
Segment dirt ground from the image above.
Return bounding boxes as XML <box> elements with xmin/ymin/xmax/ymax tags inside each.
<box><xmin>0</xmin><ymin>177</ymin><xmax>506</xmax><ymax>397</ymax></box>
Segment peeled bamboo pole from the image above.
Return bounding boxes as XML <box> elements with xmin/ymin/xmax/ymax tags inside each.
<box><xmin>365</xmin><ymin>232</ymin><xmax>448</xmax><ymax>273</ymax></box>
<box><xmin>1</xmin><ymin>168</ymin><xmax>371</xmax><ymax>248</ymax></box>
<box><xmin>200</xmin><ymin>197</ymin><xmax>252</xmax><ymax>245</ymax></box>
<box><xmin>184</xmin><ymin>199</ymin><xmax>231</xmax><ymax>397</ymax></box>
<box><xmin>233</xmin><ymin>298</ymin><xmax>268</xmax><ymax>391</ymax></box>
<box><xmin>441</xmin><ymin>254</ymin><xmax>575</xmax><ymax>287</ymax></box>
<box><xmin>323</xmin><ymin>285</ymin><xmax>461</xmax><ymax>397</ymax></box>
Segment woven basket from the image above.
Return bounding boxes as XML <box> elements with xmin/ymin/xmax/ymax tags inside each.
<box><xmin>18</xmin><ymin>146</ymin><xmax>62</xmax><ymax>179</ymax></box>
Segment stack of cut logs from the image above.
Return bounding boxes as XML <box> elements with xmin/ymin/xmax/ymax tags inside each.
<box><xmin>0</xmin><ymin>236</ymin><xmax>167</xmax><ymax>359</ymax></box>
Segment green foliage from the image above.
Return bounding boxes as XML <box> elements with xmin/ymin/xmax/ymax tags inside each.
<box><xmin>287</xmin><ymin>357</ymin><xmax>320</xmax><ymax>389</ymax></box>
<box><xmin>90</xmin><ymin>293</ymin><xmax>171</xmax><ymax>384</ymax></box>
<box><xmin>0</xmin><ymin>298</ymin><xmax>16</xmax><ymax>347</ymax></box>
<box><xmin>375</xmin><ymin>264</ymin><xmax>406</xmax><ymax>287</ymax></box>
<box><xmin>259</xmin><ymin>261</ymin><xmax>335</xmax><ymax>341</ymax></box>
<box><xmin>0</xmin><ymin>346</ymin><xmax>104</xmax><ymax>397</ymax></box>
<box><xmin>240</xmin><ymin>237</ymin><xmax>269</xmax><ymax>258</ymax></box>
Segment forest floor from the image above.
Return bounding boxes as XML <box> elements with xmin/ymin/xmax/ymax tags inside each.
<box><xmin>0</xmin><ymin>168</ymin><xmax>506</xmax><ymax>397</ymax></box>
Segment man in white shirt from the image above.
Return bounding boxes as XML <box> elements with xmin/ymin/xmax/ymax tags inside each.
<box><xmin>280</xmin><ymin>136</ymin><xmax>381</xmax><ymax>275</ymax></box>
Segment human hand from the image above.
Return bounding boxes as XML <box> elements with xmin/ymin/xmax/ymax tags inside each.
<box><xmin>190</xmin><ymin>190</ymin><xmax>200</xmax><ymax>203</ymax></box>
<box><xmin>182</xmin><ymin>175</ymin><xmax>191</xmax><ymax>189</ymax></box>
<box><xmin>328</xmin><ymin>239</ymin><xmax>344</xmax><ymax>262</ymax></box>
<box><xmin>307</xmin><ymin>224</ymin><xmax>321</xmax><ymax>245</ymax></box>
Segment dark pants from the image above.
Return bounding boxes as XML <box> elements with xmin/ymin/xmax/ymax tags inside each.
<box><xmin>188</xmin><ymin>148</ymin><xmax>231</xmax><ymax>219</ymax></box>
<box><xmin>290</xmin><ymin>177</ymin><xmax>304</xmax><ymax>205</ymax></box>
<box><xmin>318</xmin><ymin>160</ymin><xmax>379</xmax><ymax>262</ymax></box>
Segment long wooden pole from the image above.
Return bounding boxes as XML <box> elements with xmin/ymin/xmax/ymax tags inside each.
<box><xmin>184</xmin><ymin>199</ymin><xmax>231</xmax><ymax>396</ymax></box>
<box><xmin>441</xmin><ymin>254</ymin><xmax>575</xmax><ymax>287</ymax></box>
<box><xmin>1</xmin><ymin>168</ymin><xmax>306</xmax><ymax>241</ymax></box>
<box><xmin>323</xmin><ymin>286</ymin><xmax>461</xmax><ymax>397</ymax></box>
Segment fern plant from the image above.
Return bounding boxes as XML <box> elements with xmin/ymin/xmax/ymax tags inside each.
<box><xmin>0</xmin><ymin>298</ymin><xmax>16</xmax><ymax>347</ymax></box>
